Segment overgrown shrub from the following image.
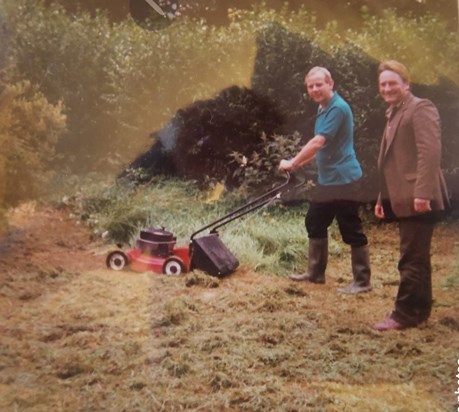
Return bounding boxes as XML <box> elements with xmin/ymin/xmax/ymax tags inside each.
<box><xmin>230</xmin><ymin>131</ymin><xmax>306</xmax><ymax>190</ymax></box>
<box><xmin>123</xmin><ymin>86</ymin><xmax>284</xmax><ymax>188</ymax></box>
<box><xmin>4</xmin><ymin>1</ymin><xmax>116</xmax><ymax>172</ymax></box>
<box><xmin>0</xmin><ymin>80</ymin><xmax>66</xmax><ymax>207</ymax></box>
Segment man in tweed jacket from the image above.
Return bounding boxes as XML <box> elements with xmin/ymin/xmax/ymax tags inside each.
<box><xmin>373</xmin><ymin>60</ymin><xmax>449</xmax><ymax>331</ymax></box>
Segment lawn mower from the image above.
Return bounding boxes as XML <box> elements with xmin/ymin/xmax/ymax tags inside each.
<box><xmin>106</xmin><ymin>172</ymin><xmax>299</xmax><ymax>277</ymax></box>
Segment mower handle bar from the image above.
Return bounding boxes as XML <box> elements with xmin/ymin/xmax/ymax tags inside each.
<box><xmin>190</xmin><ymin>172</ymin><xmax>295</xmax><ymax>241</ymax></box>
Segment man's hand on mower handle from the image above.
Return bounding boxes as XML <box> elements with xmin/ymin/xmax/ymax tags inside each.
<box><xmin>279</xmin><ymin>159</ymin><xmax>295</xmax><ymax>172</ymax></box>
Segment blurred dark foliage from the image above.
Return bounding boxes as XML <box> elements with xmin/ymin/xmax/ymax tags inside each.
<box><xmin>121</xmin><ymin>86</ymin><xmax>284</xmax><ymax>188</ymax></box>
<box><xmin>171</xmin><ymin>86</ymin><xmax>284</xmax><ymax>187</ymax></box>
<box><xmin>412</xmin><ymin>79</ymin><xmax>459</xmax><ymax>173</ymax></box>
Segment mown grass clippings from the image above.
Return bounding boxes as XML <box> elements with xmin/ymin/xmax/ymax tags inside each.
<box><xmin>208</xmin><ymin>371</ymin><xmax>235</xmax><ymax>391</ymax></box>
<box><xmin>284</xmin><ymin>283</ymin><xmax>308</xmax><ymax>297</ymax></box>
<box><xmin>0</xmin><ymin>266</ymin><xmax>80</xmax><ymax>303</ymax></box>
<box><xmin>161</xmin><ymin>356</ymin><xmax>193</xmax><ymax>378</ymax></box>
<box><xmin>438</xmin><ymin>316</ymin><xmax>459</xmax><ymax>331</ymax></box>
<box><xmin>1</xmin><ymin>190</ymin><xmax>458</xmax><ymax>411</ymax></box>
<box><xmin>142</xmin><ymin>261</ymin><xmax>458</xmax><ymax>409</ymax></box>
<box><xmin>442</xmin><ymin>241</ymin><xmax>459</xmax><ymax>289</ymax></box>
<box><xmin>55</xmin><ymin>353</ymin><xmax>94</xmax><ymax>380</ymax></box>
<box><xmin>154</xmin><ymin>297</ymin><xmax>198</xmax><ymax>327</ymax></box>
<box><xmin>184</xmin><ymin>270</ymin><xmax>220</xmax><ymax>288</ymax></box>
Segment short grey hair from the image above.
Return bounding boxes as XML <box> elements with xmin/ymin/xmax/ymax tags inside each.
<box><xmin>305</xmin><ymin>66</ymin><xmax>333</xmax><ymax>83</ymax></box>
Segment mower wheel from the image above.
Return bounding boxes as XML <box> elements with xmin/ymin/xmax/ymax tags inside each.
<box><xmin>163</xmin><ymin>257</ymin><xmax>184</xmax><ymax>276</ymax></box>
<box><xmin>106</xmin><ymin>251</ymin><xmax>128</xmax><ymax>271</ymax></box>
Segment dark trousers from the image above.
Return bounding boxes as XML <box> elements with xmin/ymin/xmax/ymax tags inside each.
<box><xmin>305</xmin><ymin>197</ymin><xmax>368</xmax><ymax>247</ymax></box>
<box><xmin>391</xmin><ymin>217</ymin><xmax>435</xmax><ymax>326</ymax></box>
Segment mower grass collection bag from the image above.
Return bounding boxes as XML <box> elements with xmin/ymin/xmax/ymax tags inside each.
<box><xmin>190</xmin><ymin>233</ymin><xmax>239</xmax><ymax>277</ymax></box>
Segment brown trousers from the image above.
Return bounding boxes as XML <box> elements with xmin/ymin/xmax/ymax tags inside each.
<box><xmin>391</xmin><ymin>216</ymin><xmax>436</xmax><ymax>326</ymax></box>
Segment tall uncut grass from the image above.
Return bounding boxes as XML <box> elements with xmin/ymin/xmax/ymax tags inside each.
<box><xmin>50</xmin><ymin>174</ymin><xmax>348</xmax><ymax>276</ymax></box>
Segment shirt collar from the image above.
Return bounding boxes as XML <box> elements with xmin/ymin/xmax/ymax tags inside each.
<box><xmin>318</xmin><ymin>92</ymin><xmax>338</xmax><ymax>114</ymax></box>
<box><xmin>385</xmin><ymin>93</ymin><xmax>410</xmax><ymax>120</ymax></box>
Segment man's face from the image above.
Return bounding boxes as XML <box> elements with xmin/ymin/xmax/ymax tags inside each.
<box><xmin>378</xmin><ymin>70</ymin><xmax>409</xmax><ymax>106</ymax></box>
<box><xmin>305</xmin><ymin>72</ymin><xmax>334</xmax><ymax>106</ymax></box>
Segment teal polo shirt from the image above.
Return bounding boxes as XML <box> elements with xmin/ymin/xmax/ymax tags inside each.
<box><xmin>314</xmin><ymin>92</ymin><xmax>362</xmax><ymax>185</ymax></box>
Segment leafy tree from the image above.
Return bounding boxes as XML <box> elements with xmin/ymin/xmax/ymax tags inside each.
<box><xmin>4</xmin><ymin>0</ymin><xmax>118</xmax><ymax>171</ymax></box>
<box><xmin>0</xmin><ymin>80</ymin><xmax>66</xmax><ymax>207</ymax></box>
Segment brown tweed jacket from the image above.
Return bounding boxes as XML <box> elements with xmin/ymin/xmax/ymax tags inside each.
<box><xmin>377</xmin><ymin>92</ymin><xmax>449</xmax><ymax>218</ymax></box>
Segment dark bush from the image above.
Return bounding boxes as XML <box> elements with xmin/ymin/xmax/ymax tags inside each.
<box><xmin>123</xmin><ymin>85</ymin><xmax>284</xmax><ymax>187</ymax></box>
<box><xmin>119</xmin><ymin>139</ymin><xmax>177</xmax><ymax>184</ymax></box>
<box><xmin>412</xmin><ymin>78</ymin><xmax>459</xmax><ymax>174</ymax></box>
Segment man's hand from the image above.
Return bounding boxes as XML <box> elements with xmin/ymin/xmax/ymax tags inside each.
<box><xmin>278</xmin><ymin>135</ymin><xmax>325</xmax><ymax>173</ymax></box>
<box><xmin>279</xmin><ymin>159</ymin><xmax>294</xmax><ymax>172</ymax></box>
<box><xmin>414</xmin><ymin>198</ymin><xmax>432</xmax><ymax>213</ymax></box>
<box><xmin>374</xmin><ymin>203</ymin><xmax>385</xmax><ymax>219</ymax></box>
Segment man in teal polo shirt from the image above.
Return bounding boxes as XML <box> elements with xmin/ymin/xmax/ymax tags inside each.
<box><xmin>279</xmin><ymin>66</ymin><xmax>371</xmax><ymax>294</ymax></box>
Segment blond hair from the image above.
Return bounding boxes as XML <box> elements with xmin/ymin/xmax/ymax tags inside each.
<box><xmin>378</xmin><ymin>60</ymin><xmax>410</xmax><ymax>84</ymax></box>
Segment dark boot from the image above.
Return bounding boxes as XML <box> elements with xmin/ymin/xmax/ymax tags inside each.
<box><xmin>337</xmin><ymin>245</ymin><xmax>372</xmax><ymax>294</ymax></box>
<box><xmin>289</xmin><ymin>238</ymin><xmax>328</xmax><ymax>284</ymax></box>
